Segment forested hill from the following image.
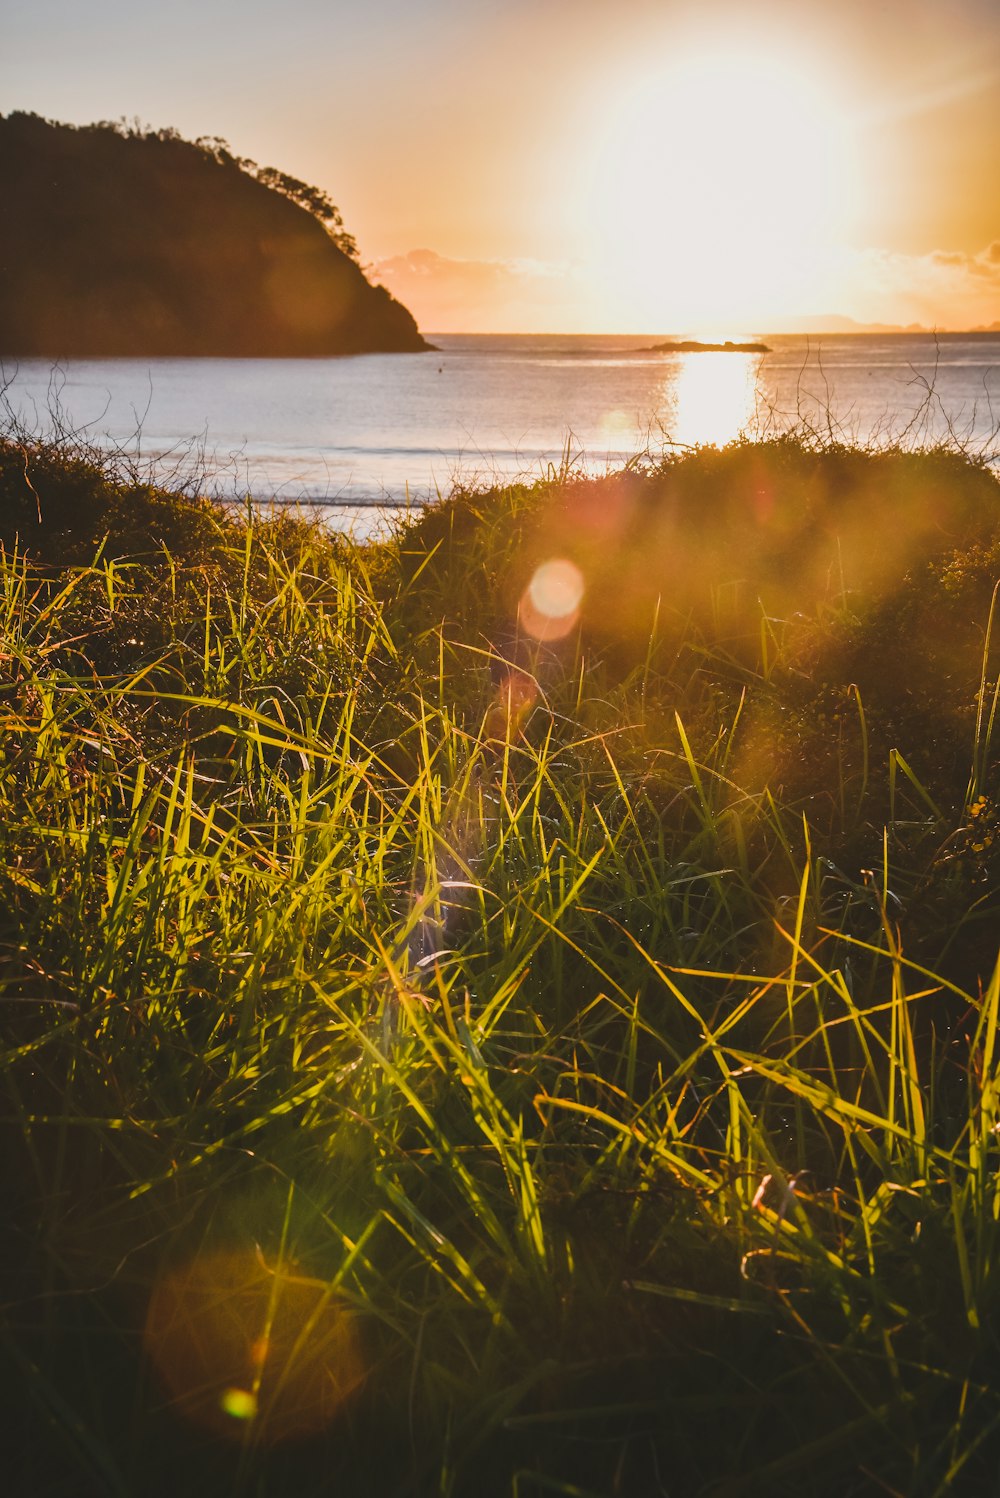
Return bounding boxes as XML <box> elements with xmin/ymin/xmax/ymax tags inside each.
<box><xmin>0</xmin><ymin>113</ymin><xmax>431</xmax><ymax>356</ymax></box>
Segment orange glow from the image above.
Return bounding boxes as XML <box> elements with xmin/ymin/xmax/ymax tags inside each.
<box><xmin>487</xmin><ymin>664</ymin><xmax>539</xmax><ymax>737</ymax></box>
<box><xmin>574</xmin><ymin>48</ymin><xmax>856</xmax><ymax>328</ymax></box>
<box><xmin>666</xmin><ymin>351</ymin><xmax>760</xmax><ymax>447</ymax></box>
<box><xmin>519</xmin><ymin>559</ymin><xmax>585</xmax><ymax>642</ymax></box>
<box><xmin>144</xmin><ymin>1247</ymin><xmax>366</xmax><ymax>1443</ymax></box>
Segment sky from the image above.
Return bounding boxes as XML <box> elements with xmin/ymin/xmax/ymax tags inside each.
<box><xmin>4</xmin><ymin>0</ymin><xmax>999</xmax><ymax>333</ymax></box>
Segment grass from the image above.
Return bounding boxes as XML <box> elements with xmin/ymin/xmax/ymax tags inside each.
<box><xmin>1</xmin><ymin>426</ymin><xmax>999</xmax><ymax>1496</ymax></box>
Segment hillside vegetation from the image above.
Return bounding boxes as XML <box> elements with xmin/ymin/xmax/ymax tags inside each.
<box><xmin>2</xmin><ymin>429</ymin><xmax>1000</xmax><ymax>1496</ymax></box>
<box><xmin>0</xmin><ymin>114</ymin><xmax>430</xmax><ymax>356</ymax></box>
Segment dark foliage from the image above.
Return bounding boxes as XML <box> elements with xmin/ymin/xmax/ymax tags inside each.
<box><xmin>2</xmin><ymin>436</ymin><xmax>1000</xmax><ymax>1498</ymax></box>
<box><xmin>0</xmin><ymin>113</ymin><xmax>430</xmax><ymax>356</ymax></box>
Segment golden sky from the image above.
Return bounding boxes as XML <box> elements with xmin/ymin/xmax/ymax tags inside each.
<box><xmin>5</xmin><ymin>0</ymin><xmax>999</xmax><ymax>331</ymax></box>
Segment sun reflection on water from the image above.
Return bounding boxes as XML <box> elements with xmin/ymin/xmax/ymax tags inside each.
<box><xmin>661</xmin><ymin>352</ymin><xmax>761</xmax><ymax>449</ymax></box>
<box><xmin>596</xmin><ymin>405</ymin><xmax>643</xmax><ymax>448</ymax></box>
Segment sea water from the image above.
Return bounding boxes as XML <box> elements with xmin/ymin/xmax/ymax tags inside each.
<box><xmin>3</xmin><ymin>332</ymin><xmax>998</xmax><ymax>535</ymax></box>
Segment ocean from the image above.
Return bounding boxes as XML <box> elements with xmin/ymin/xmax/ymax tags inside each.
<box><xmin>3</xmin><ymin>332</ymin><xmax>998</xmax><ymax>536</ymax></box>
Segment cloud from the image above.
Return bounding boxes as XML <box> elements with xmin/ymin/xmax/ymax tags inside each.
<box><xmin>846</xmin><ymin>240</ymin><xmax>1000</xmax><ymax>325</ymax></box>
<box><xmin>373</xmin><ymin>239</ymin><xmax>1000</xmax><ymax>335</ymax></box>
<box><xmin>371</xmin><ymin>249</ymin><xmax>588</xmax><ymax>333</ymax></box>
<box><xmin>931</xmin><ymin>250</ymin><xmax>970</xmax><ymax>268</ymax></box>
<box><xmin>930</xmin><ymin>243</ymin><xmax>1000</xmax><ymax>279</ymax></box>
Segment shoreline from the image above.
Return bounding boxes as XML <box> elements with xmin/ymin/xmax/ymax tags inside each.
<box><xmin>2</xmin><ymin>331</ymin><xmax>998</xmax><ymax>511</ymax></box>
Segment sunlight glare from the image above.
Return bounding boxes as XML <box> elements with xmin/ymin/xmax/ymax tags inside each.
<box><xmin>580</xmin><ymin>48</ymin><xmax>855</xmax><ymax>326</ymax></box>
<box><xmin>665</xmin><ymin>351</ymin><xmax>760</xmax><ymax>448</ymax></box>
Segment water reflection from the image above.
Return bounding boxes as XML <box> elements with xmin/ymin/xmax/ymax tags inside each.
<box><xmin>5</xmin><ymin>337</ymin><xmax>995</xmax><ymax>511</ymax></box>
<box><xmin>660</xmin><ymin>352</ymin><xmax>760</xmax><ymax>449</ymax></box>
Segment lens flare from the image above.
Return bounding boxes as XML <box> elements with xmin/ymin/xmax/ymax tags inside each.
<box><xmin>144</xmin><ymin>1247</ymin><xmax>366</xmax><ymax>1444</ymax></box>
<box><xmin>220</xmin><ymin>1387</ymin><xmax>258</xmax><ymax>1421</ymax></box>
<box><xmin>519</xmin><ymin>558</ymin><xmax>585</xmax><ymax>641</ymax></box>
<box><xmin>487</xmin><ymin>665</ymin><xmax>539</xmax><ymax>737</ymax></box>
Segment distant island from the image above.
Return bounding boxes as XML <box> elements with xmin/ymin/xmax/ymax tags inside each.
<box><xmin>0</xmin><ymin>113</ymin><xmax>432</xmax><ymax>357</ymax></box>
<box><xmin>642</xmin><ymin>339</ymin><xmax>771</xmax><ymax>354</ymax></box>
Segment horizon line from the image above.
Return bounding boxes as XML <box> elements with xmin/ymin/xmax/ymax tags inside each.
<box><xmin>421</xmin><ymin>325</ymin><xmax>1000</xmax><ymax>338</ymax></box>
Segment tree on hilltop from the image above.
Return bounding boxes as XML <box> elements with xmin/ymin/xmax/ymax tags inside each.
<box><xmin>0</xmin><ymin>112</ymin><xmax>428</xmax><ymax>356</ymax></box>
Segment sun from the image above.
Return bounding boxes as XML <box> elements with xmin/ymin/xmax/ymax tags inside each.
<box><xmin>577</xmin><ymin>48</ymin><xmax>857</xmax><ymax>329</ymax></box>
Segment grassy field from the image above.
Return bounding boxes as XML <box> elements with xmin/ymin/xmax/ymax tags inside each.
<box><xmin>2</xmin><ymin>426</ymin><xmax>999</xmax><ymax>1496</ymax></box>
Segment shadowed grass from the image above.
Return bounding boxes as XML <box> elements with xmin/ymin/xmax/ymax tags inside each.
<box><xmin>1</xmin><ymin>428</ymin><xmax>999</xmax><ymax>1495</ymax></box>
